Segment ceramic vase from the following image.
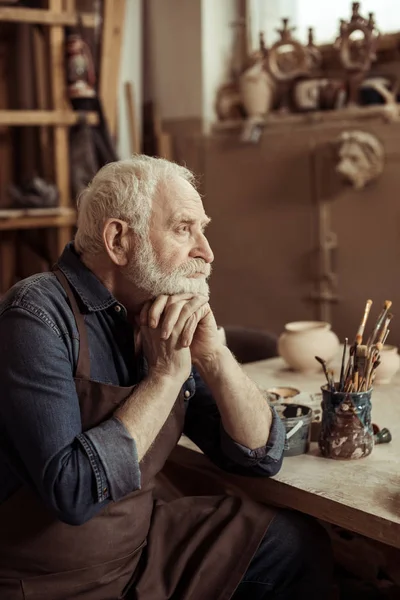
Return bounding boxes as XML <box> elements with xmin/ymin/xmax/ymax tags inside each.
<box><xmin>239</xmin><ymin>61</ymin><xmax>273</xmax><ymax>119</ymax></box>
<box><xmin>278</xmin><ymin>321</ymin><xmax>339</xmax><ymax>373</ymax></box>
<box><xmin>374</xmin><ymin>345</ymin><xmax>400</xmax><ymax>384</ymax></box>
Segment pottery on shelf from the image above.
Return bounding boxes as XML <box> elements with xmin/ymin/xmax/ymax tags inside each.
<box><xmin>374</xmin><ymin>345</ymin><xmax>400</xmax><ymax>384</ymax></box>
<box><xmin>278</xmin><ymin>321</ymin><xmax>339</xmax><ymax>373</ymax></box>
<box><xmin>239</xmin><ymin>61</ymin><xmax>274</xmax><ymax>121</ymax></box>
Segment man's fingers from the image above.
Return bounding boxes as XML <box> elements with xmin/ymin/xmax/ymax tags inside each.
<box><xmin>146</xmin><ymin>293</ymin><xmax>195</xmax><ymax>328</ymax></box>
<box><xmin>146</xmin><ymin>295</ymin><xmax>169</xmax><ymax>327</ymax></box>
<box><xmin>180</xmin><ymin>304</ymin><xmax>210</xmax><ymax>346</ymax></box>
<box><xmin>180</xmin><ymin>314</ymin><xmax>198</xmax><ymax>347</ymax></box>
<box><xmin>139</xmin><ymin>301</ymin><xmax>152</xmax><ymax>326</ymax></box>
<box><xmin>161</xmin><ymin>300</ymin><xmax>189</xmax><ymax>339</ymax></box>
<box><xmin>162</xmin><ymin>295</ymin><xmax>209</xmax><ymax>340</ymax></box>
<box><xmin>171</xmin><ymin>297</ymin><xmax>210</xmax><ymax>340</ymax></box>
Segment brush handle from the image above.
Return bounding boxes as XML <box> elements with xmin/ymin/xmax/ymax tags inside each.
<box><xmin>367</xmin><ymin>301</ymin><xmax>392</xmax><ymax>347</ymax></box>
<box><xmin>356</xmin><ymin>299</ymin><xmax>373</xmax><ymax>345</ymax></box>
<box><xmin>339</xmin><ymin>339</ymin><xmax>347</xmax><ymax>391</ymax></box>
<box><xmin>376</xmin><ymin>315</ymin><xmax>392</xmax><ymax>351</ymax></box>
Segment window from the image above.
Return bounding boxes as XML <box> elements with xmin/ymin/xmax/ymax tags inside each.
<box><xmin>249</xmin><ymin>0</ymin><xmax>400</xmax><ymax>48</ymax></box>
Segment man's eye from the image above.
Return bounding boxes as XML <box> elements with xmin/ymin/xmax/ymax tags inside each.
<box><xmin>177</xmin><ymin>225</ymin><xmax>190</xmax><ymax>234</ymax></box>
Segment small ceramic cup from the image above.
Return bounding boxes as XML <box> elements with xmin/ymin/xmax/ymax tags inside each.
<box><xmin>266</xmin><ymin>386</ymin><xmax>301</xmax><ymax>400</ymax></box>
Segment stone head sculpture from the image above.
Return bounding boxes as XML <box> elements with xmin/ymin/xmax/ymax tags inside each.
<box><xmin>336</xmin><ymin>130</ymin><xmax>384</xmax><ymax>190</ymax></box>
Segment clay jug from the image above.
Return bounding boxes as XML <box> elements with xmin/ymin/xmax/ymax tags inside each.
<box><xmin>239</xmin><ymin>61</ymin><xmax>274</xmax><ymax>119</ymax></box>
<box><xmin>278</xmin><ymin>321</ymin><xmax>339</xmax><ymax>373</ymax></box>
<box><xmin>374</xmin><ymin>345</ymin><xmax>400</xmax><ymax>384</ymax></box>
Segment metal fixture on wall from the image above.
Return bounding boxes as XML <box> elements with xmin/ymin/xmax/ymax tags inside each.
<box><xmin>309</xmin><ymin>201</ymin><xmax>339</xmax><ymax>324</ymax></box>
<box><xmin>309</xmin><ymin>129</ymin><xmax>385</xmax><ymax>323</ymax></box>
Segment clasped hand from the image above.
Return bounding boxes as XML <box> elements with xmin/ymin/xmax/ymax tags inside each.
<box><xmin>138</xmin><ymin>293</ymin><xmax>222</xmax><ymax>380</ymax></box>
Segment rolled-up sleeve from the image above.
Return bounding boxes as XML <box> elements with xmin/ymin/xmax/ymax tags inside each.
<box><xmin>183</xmin><ymin>369</ymin><xmax>285</xmax><ymax>478</ymax></box>
<box><xmin>78</xmin><ymin>418</ymin><xmax>140</xmax><ymax>501</ymax></box>
<box><xmin>219</xmin><ymin>405</ymin><xmax>286</xmax><ymax>467</ymax></box>
<box><xmin>0</xmin><ymin>307</ymin><xmax>140</xmax><ymax>526</ymax></box>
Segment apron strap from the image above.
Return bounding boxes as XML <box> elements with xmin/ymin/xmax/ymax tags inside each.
<box><xmin>53</xmin><ymin>269</ymin><xmax>91</xmax><ymax>380</ymax></box>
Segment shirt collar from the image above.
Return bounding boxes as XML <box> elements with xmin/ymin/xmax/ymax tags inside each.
<box><xmin>57</xmin><ymin>242</ymin><xmax>118</xmax><ymax>312</ymax></box>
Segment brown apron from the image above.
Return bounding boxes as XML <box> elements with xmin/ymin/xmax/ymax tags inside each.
<box><xmin>0</xmin><ymin>270</ymin><xmax>277</xmax><ymax>600</ymax></box>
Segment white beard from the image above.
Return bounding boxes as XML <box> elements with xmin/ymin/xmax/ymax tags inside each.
<box><xmin>125</xmin><ymin>237</ymin><xmax>211</xmax><ymax>298</ymax></box>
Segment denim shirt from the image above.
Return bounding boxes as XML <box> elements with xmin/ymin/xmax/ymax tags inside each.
<box><xmin>0</xmin><ymin>243</ymin><xmax>285</xmax><ymax>525</ymax></box>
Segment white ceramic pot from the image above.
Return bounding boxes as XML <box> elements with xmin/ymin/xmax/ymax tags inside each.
<box><xmin>239</xmin><ymin>61</ymin><xmax>273</xmax><ymax>118</ymax></box>
<box><xmin>278</xmin><ymin>321</ymin><xmax>339</xmax><ymax>373</ymax></box>
<box><xmin>374</xmin><ymin>345</ymin><xmax>400</xmax><ymax>384</ymax></box>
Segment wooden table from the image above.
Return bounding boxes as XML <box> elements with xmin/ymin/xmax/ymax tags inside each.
<box><xmin>179</xmin><ymin>356</ymin><xmax>400</xmax><ymax>549</ymax></box>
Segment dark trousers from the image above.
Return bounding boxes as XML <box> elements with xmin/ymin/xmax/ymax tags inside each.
<box><xmin>232</xmin><ymin>509</ymin><xmax>333</xmax><ymax>599</ymax></box>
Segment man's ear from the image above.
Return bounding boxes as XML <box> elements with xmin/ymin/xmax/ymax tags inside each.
<box><xmin>103</xmin><ymin>219</ymin><xmax>132</xmax><ymax>266</ymax></box>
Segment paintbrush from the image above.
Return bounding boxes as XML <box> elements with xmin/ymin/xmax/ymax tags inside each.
<box><xmin>315</xmin><ymin>356</ymin><xmax>332</xmax><ymax>390</ymax></box>
<box><xmin>329</xmin><ymin>369</ymin><xmax>336</xmax><ymax>392</ymax></box>
<box><xmin>370</xmin><ymin>359</ymin><xmax>381</xmax><ymax>387</ymax></box>
<box><xmin>376</xmin><ymin>314</ymin><xmax>393</xmax><ymax>352</ymax></box>
<box><xmin>366</xmin><ymin>300</ymin><xmax>392</xmax><ymax>348</ymax></box>
<box><xmin>353</xmin><ymin>365</ymin><xmax>359</xmax><ymax>391</ymax></box>
<box><xmin>342</xmin><ymin>300</ymin><xmax>371</xmax><ymax>390</ymax></box>
<box><xmin>364</xmin><ymin>314</ymin><xmax>393</xmax><ymax>389</ymax></box>
<box><xmin>355</xmin><ymin>299</ymin><xmax>373</xmax><ymax>345</ymax></box>
<box><xmin>355</xmin><ymin>345</ymin><xmax>368</xmax><ymax>383</ymax></box>
<box><xmin>339</xmin><ymin>337</ymin><xmax>348</xmax><ymax>392</ymax></box>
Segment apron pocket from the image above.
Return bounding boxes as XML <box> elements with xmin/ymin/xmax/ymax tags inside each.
<box><xmin>21</xmin><ymin>540</ymin><xmax>147</xmax><ymax>600</ymax></box>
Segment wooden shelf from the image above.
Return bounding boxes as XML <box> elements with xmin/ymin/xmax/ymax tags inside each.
<box><xmin>0</xmin><ymin>110</ymin><xmax>99</xmax><ymax>126</ymax></box>
<box><xmin>213</xmin><ymin>104</ymin><xmax>400</xmax><ymax>133</ymax></box>
<box><xmin>0</xmin><ymin>208</ymin><xmax>76</xmax><ymax>231</ymax></box>
<box><xmin>0</xmin><ymin>7</ymin><xmax>96</xmax><ymax>27</ymax></box>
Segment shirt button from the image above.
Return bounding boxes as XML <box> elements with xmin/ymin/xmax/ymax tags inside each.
<box><xmin>114</xmin><ymin>305</ymin><xmax>122</xmax><ymax>313</ymax></box>
<box><xmin>184</xmin><ymin>390</ymin><xmax>190</xmax><ymax>398</ymax></box>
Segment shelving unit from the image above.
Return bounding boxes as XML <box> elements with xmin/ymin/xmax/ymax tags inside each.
<box><xmin>0</xmin><ymin>1</ymin><xmax>95</xmax><ymax>290</ymax></box>
<box><xmin>0</xmin><ymin>0</ymin><xmax>126</xmax><ymax>293</ymax></box>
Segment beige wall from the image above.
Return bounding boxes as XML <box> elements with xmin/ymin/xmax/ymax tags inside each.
<box><xmin>201</xmin><ymin>0</ymin><xmax>237</xmax><ymax>131</ymax></box>
<box><xmin>145</xmin><ymin>0</ymin><xmax>203</xmax><ymax>121</ymax></box>
<box><xmin>145</xmin><ymin>0</ymin><xmax>238</xmax><ymax>131</ymax></box>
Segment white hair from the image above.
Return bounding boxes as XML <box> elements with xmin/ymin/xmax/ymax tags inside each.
<box><xmin>74</xmin><ymin>155</ymin><xmax>196</xmax><ymax>255</ymax></box>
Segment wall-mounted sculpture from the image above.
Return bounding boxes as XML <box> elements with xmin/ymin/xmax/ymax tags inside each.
<box><xmin>336</xmin><ymin>130</ymin><xmax>385</xmax><ymax>190</ymax></box>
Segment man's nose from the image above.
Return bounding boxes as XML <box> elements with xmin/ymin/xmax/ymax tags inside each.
<box><xmin>193</xmin><ymin>233</ymin><xmax>214</xmax><ymax>264</ymax></box>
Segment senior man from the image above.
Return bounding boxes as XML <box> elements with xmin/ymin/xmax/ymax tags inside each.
<box><xmin>0</xmin><ymin>156</ymin><xmax>332</xmax><ymax>599</ymax></box>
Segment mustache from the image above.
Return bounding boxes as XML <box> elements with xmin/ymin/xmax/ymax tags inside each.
<box><xmin>175</xmin><ymin>259</ymin><xmax>212</xmax><ymax>278</ymax></box>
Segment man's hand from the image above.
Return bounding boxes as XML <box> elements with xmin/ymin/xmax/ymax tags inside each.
<box><xmin>141</xmin><ymin>293</ymin><xmax>224</xmax><ymax>367</ymax></box>
<box><xmin>189</xmin><ymin>305</ymin><xmax>223</xmax><ymax>366</ymax></box>
<box><xmin>139</xmin><ymin>294</ymin><xmax>210</xmax><ymax>380</ymax></box>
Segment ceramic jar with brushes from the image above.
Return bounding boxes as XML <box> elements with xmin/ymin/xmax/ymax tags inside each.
<box><xmin>317</xmin><ymin>299</ymin><xmax>393</xmax><ymax>460</ymax></box>
<box><xmin>278</xmin><ymin>321</ymin><xmax>339</xmax><ymax>373</ymax></box>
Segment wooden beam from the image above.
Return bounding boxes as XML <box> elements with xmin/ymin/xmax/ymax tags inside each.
<box><xmin>100</xmin><ymin>0</ymin><xmax>126</xmax><ymax>138</ymax></box>
<box><xmin>33</xmin><ymin>26</ymin><xmax>53</xmax><ymax>180</ymax></box>
<box><xmin>0</xmin><ymin>110</ymin><xmax>99</xmax><ymax>126</ymax></box>
<box><xmin>0</xmin><ymin>7</ymin><xmax>96</xmax><ymax>27</ymax></box>
<box><xmin>0</xmin><ymin>211</ymin><xmax>76</xmax><ymax>232</ymax></box>
<box><xmin>124</xmin><ymin>81</ymin><xmax>140</xmax><ymax>154</ymax></box>
<box><xmin>49</xmin><ymin>0</ymin><xmax>73</xmax><ymax>262</ymax></box>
